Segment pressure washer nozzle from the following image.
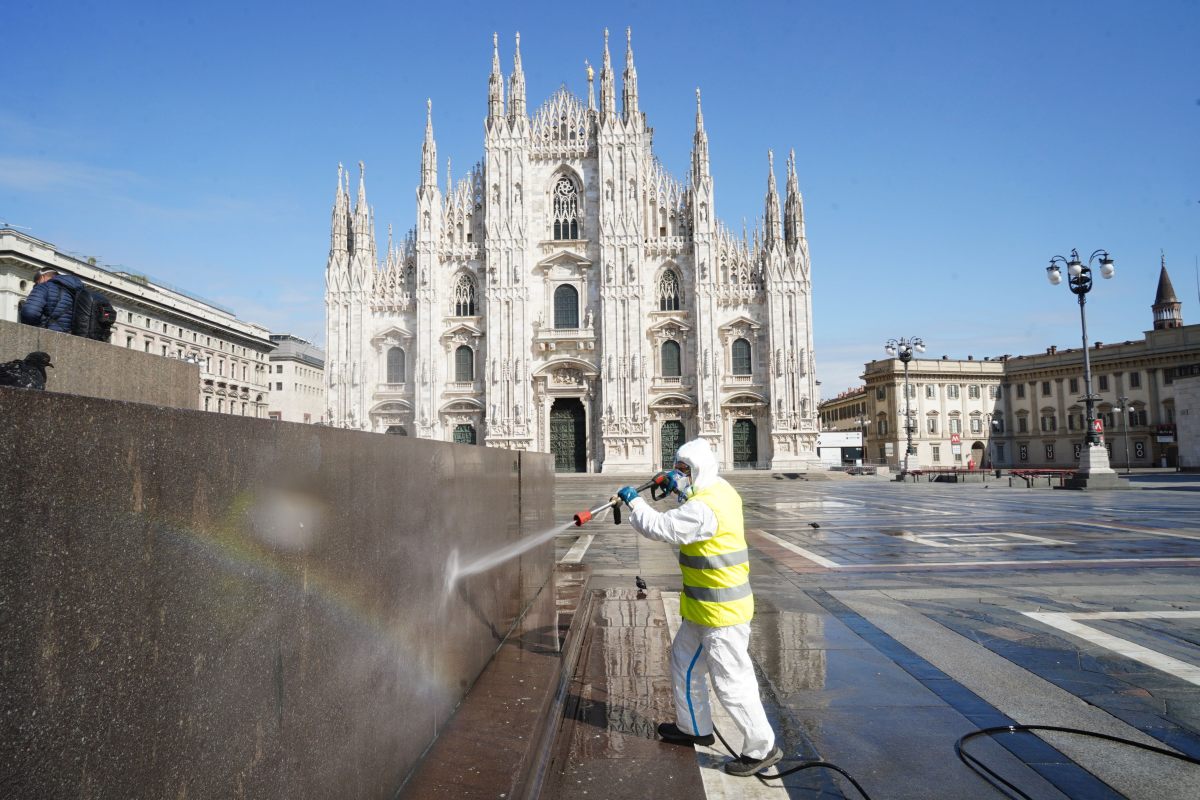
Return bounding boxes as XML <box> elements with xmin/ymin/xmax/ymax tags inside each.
<box><xmin>573</xmin><ymin>510</ymin><xmax>591</xmax><ymax>526</ymax></box>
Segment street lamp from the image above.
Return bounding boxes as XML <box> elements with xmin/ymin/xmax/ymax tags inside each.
<box><xmin>1045</xmin><ymin>248</ymin><xmax>1122</xmax><ymax>488</ymax></box>
<box><xmin>1115</xmin><ymin>395</ymin><xmax>1132</xmax><ymax>474</ymax></box>
<box><xmin>884</xmin><ymin>337</ymin><xmax>924</xmax><ymax>475</ymax></box>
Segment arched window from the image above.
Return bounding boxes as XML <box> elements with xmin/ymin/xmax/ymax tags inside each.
<box><xmin>553</xmin><ymin>284</ymin><xmax>579</xmax><ymax>329</ymax></box>
<box><xmin>732</xmin><ymin>338</ymin><xmax>752</xmax><ymax>376</ymax></box>
<box><xmin>661</xmin><ymin>340</ymin><xmax>681</xmax><ymax>377</ymax></box>
<box><xmin>455</xmin><ymin>345</ymin><xmax>474</xmax><ymax>382</ymax></box>
<box><xmin>453</xmin><ymin>273</ymin><xmax>476</xmax><ymax>316</ymax></box>
<box><xmin>552</xmin><ymin>175</ymin><xmax>580</xmax><ymax>240</ymax></box>
<box><xmin>386</xmin><ymin>346</ymin><xmax>405</xmax><ymax>383</ymax></box>
<box><xmin>658</xmin><ymin>270</ymin><xmax>681</xmax><ymax>311</ymax></box>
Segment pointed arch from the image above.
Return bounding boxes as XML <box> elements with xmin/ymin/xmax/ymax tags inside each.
<box><xmin>452</xmin><ymin>272</ymin><xmax>476</xmax><ymax>316</ymax></box>
<box><xmin>657</xmin><ymin>267</ymin><xmax>681</xmax><ymax>311</ymax></box>
<box><xmin>550</xmin><ymin>169</ymin><xmax>583</xmax><ymax>240</ymax></box>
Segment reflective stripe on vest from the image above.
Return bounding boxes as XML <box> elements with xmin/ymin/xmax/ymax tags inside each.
<box><xmin>682</xmin><ymin>582</ymin><xmax>753</xmax><ymax>603</ymax></box>
<box><xmin>678</xmin><ymin>478</ymin><xmax>753</xmax><ymax>627</ymax></box>
<box><xmin>678</xmin><ymin>549</ymin><xmax>749</xmax><ymax>570</ymax></box>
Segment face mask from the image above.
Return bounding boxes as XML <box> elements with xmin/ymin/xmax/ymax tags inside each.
<box><xmin>670</xmin><ymin>468</ymin><xmax>691</xmax><ymax>500</ymax></box>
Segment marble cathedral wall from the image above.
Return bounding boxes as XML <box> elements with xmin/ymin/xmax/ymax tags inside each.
<box><xmin>325</xmin><ymin>29</ymin><xmax>821</xmax><ymax>472</ymax></box>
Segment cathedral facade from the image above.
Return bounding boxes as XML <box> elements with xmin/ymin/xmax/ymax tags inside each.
<box><xmin>325</xmin><ymin>29</ymin><xmax>820</xmax><ymax>472</ymax></box>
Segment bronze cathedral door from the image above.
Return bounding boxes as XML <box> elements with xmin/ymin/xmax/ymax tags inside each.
<box><xmin>550</xmin><ymin>398</ymin><xmax>586</xmax><ymax>472</ymax></box>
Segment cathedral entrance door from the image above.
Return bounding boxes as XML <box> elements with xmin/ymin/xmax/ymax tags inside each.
<box><xmin>550</xmin><ymin>398</ymin><xmax>587</xmax><ymax>473</ymax></box>
<box><xmin>453</xmin><ymin>424</ymin><xmax>477</xmax><ymax>445</ymax></box>
<box><xmin>732</xmin><ymin>418</ymin><xmax>758</xmax><ymax>468</ymax></box>
<box><xmin>660</xmin><ymin>420</ymin><xmax>685</xmax><ymax>468</ymax></box>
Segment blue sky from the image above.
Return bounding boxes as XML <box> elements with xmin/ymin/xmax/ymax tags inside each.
<box><xmin>3</xmin><ymin>1</ymin><xmax>1197</xmax><ymax>395</ymax></box>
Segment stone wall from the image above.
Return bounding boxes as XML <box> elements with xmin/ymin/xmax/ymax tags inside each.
<box><xmin>0</xmin><ymin>388</ymin><xmax>555</xmax><ymax>798</ymax></box>
<box><xmin>0</xmin><ymin>318</ymin><xmax>198</xmax><ymax>409</ymax></box>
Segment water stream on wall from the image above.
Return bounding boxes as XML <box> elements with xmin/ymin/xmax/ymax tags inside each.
<box><xmin>444</xmin><ymin>520</ymin><xmax>576</xmax><ymax>593</ymax></box>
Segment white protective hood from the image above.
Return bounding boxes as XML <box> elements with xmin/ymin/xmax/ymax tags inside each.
<box><xmin>674</xmin><ymin>438</ymin><xmax>720</xmax><ymax>493</ymax></box>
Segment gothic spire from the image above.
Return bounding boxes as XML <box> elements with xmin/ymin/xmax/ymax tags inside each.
<box><xmin>330</xmin><ymin>162</ymin><xmax>348</xmax><ymax>254</ymax></box>
<box><xmin>622</xmin><ymin>26</ymin><xmax>639</xmax><ymax>120</ymax></box>
<box><xmin>421</xmin><ymin>99</ymin><xmax>438</xmax><ymax>189</ymax></box>
<box><xmin>784</xmin><ymin>148</ymin><xmax>805</xmax><ymax>255</ymax></box>
<box><xmin>351</xmin><ymin>161</ymin><xmax>375</xmax><ymax>264</ymax></box>
<box><xmin>1153</xmin><ymin>251</ymin><xmax>1184</xmax><ymax>330</ymax></box>
<box><xmin>446</xmin><ymin>157</ymin><xmax>452</xmax><ymax>198</ymax></box>
<box><xmin>488</xmin><ymin>32</ymin><xmax>504</xmax><ymax>122</ymax></box>
<box><xmin>600</xmin><ymin>28</ymin><xmax>616</xmax><ymax>119</ymax></box>
<box><xmin>509</xmin><ymin>32</ymin><xmax>527</xmax><ymax>119</ymax></box>
<box><xmin>355</xmin><ymin>160</ymin><xmax>368</xmax><ymax>210</ymax></box>
<box><xmin>691</xmin><ymin>88</ymin><xmax>709</xmax><ymax>182</ymax></box>
<box><xmin>764</xmin><ymin>150</ymin><xmax>781</xmax><ymax>252</ymax></box>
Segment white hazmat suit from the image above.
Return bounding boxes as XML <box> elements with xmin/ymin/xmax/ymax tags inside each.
<box><xmin>625</xmin><ymin>439</ymin><xmax>777</xmax><ymax>761</ymax></box>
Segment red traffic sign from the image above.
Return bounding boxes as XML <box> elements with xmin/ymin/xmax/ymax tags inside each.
<box><xmin>1092</xmin><ymin>419</ymin><xmax>1104</xmax><ymax>434</ymax></box>
<box><xmin>950</xmin><ymin>433</ymin><xmax>961</xmax><ymax>444</ymax></box>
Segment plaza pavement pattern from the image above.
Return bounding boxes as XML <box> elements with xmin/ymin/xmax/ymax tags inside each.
<box><xmin>543</xmin><ymin>472</ymin><xmax>1200</xmax><ymax>799</ymax></box>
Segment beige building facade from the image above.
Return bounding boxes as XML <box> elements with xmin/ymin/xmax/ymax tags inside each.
<box><xmin>848</xmin><ymin>260</ymin><xmax>1196</xmax><ymax>471</ymax></box>
<box><xmin>267</xmin><ymin>334</ymin><xmax>327</xmax><ymax>424</ymax></box>
<box><xmin>1</xmin><ymin>228</ymin><xmax>274</xmax><ymax>415</ymax></box>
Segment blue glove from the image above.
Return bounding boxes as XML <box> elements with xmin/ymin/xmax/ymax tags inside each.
<box><xmin>617</xmin><ymin>486</ymin><xmax>639</xmax><ymax>506</ymax></box>
<box><xmin>663</xmin><ymin>469</ymin><xmax>687</xmax><ymax>493</ymax></box>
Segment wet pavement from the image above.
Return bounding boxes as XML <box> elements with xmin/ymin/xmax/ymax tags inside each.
<box><xmin>545</xmin><ymin>473</ymin><xmax>1200</xmax><ymax>799</ymax></box>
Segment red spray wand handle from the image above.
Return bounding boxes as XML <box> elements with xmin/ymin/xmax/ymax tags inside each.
<box><xmin>572</xmin><ymin>472</ymin><xmax>671</xmax><ymax>526</ymax></box>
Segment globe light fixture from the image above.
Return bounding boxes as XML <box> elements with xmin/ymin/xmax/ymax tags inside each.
<box><xmin>883</xmin><ymin>337</ymin><xmax>924</xmax><ymax>477</ymax></box>
<box><xmin>1043</xmin><ymin>248</ymin><xmax>1124</xmax><ymax>489</ymax></box>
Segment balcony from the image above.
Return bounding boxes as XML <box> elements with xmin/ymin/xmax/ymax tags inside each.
<box><xmin>721</xmin><ymin>374</ymin><xmax>756</xmax><ymax>389</ymax></box>
<box><xmin>652</xmin><ymin>375</ymin><xmax>692</xmax><ymax>391</ymax></box>
<box><xmin>377</xmin><ymin>382</ymin><xmax>407</xmax><ymax>396</ymax></box>
<box><xmin>533</xmin><ymin>326</ymin><xmax>596</xmax><ymax>353</ymax></box>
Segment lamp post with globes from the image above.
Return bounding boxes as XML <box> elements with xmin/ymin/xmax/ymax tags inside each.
<box><xmin>884</xmin><ymin>337</ymin><xmax>924</xmax><ymax>476</ymax></box>
<box><xmin>1045</xmin><ymin>249</ymin><xmax>1125</xmax><ymax>489</ymax></box>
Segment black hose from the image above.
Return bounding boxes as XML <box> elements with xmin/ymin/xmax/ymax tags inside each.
<box><xmin>955</xmin><ymin>724</ymin><xmax>1200</xmax><ymax>800</ymax></box>
<box><xmin>711</xmin><ymin>725</ymin><xmax>875</xmax><ymax>799</ymax></box>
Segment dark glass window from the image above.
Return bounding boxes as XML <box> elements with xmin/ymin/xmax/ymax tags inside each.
<box><xmin>386</xmin><ymin>347</ymin><xmax>405</xmax><ymax>383</ymax></box>
<box><xmin>661</xmin><ymin>340</ymin><xmax>681</xmax><ymax>377</ymax></box>
<box><xmin>731</xmin><ymin>338</ymin><xmax>752</xmax><ymax>375</ymax></box>
<box><xmin>455</xmin><ymin>345</ymin><xmax>474</xmax><ymax>382</ymax></box>
<box><xmin>553</xmin><ymin>284</ymin><xmax>579</xmax><ymax>328</ymax></box>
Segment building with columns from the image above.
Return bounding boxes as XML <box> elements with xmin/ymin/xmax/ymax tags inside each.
<box><xmin>325</xmin><ymin>29</ymin><xmax>820</xmax><ymax>472</ymax></box>
<box><xmin>1</xmin><ymin>228</ymin><xmax>273</xmax><ymax>415</ymax></box>
<box><xmin>848</xmin><ymin>257</ymin><xmax>1196</xmax><ymax>471</ymax></box>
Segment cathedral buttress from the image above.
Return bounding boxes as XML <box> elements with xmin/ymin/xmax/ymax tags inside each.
<box><xmin>416</xmin><ymin>100</ymin><xmax>443</xmax><ymax>437</ymax></box>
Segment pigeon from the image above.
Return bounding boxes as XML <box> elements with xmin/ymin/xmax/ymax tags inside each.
<box><xmin>0</xmin><ymin>351</ymin><xmax>53</xmax><ymax>390</ymax></box>
<box><xmin>635</xmin><ymin>576</ymin><xmax>648</xmax><ymax>591</ymax></box>
<box><xmin>809</xmin><ymin>522</ymin><xmax>821</xmax><ymax>529</ymax></box>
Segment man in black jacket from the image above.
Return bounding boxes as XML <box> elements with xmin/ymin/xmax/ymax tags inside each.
<box><xmin>19</xmin><ymin>268</ymin><xmax>84</xmax><ymax>333</ymax></box>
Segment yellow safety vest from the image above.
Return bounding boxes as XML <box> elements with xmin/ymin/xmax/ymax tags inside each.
<box><xmin>678</xmin><ymin>479</ymin><xmax>753</xmax><ymax>627</ymax></box>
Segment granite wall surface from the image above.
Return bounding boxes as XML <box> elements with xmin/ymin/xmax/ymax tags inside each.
<box><xmin>0</xmin><ymin>388</ymin><xmax>555</xmax><ymax>798</ymax></box>
<box><xmin>0</xmin><ymin>318</ymin><xmax>199</xmax><ymax>409</ymax></box>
